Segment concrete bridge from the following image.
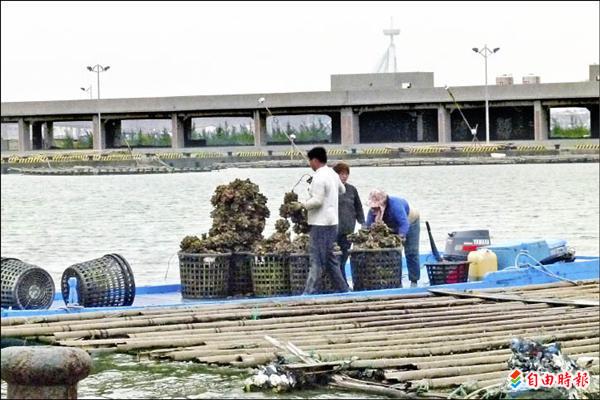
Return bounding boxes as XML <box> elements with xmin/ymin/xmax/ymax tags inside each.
<box><xmin>1</xmin><ymin>67</ymin><xmax>599</xmax><ymax>152</ymax></box>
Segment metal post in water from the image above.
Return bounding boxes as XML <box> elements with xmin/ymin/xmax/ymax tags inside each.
<box><xmin>1</xmin><ymin>346</ymin><xmax>92</xmax><ymax>399</ymax></box>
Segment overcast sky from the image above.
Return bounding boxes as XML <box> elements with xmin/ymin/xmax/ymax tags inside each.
<box><xmin>1</xmin><ymin>1</ymin><xmax>598</xmax><ymax>102</ymax></box>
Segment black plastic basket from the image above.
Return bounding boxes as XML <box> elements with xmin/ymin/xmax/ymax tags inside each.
<box><xmin>350</xmin><ymin>248</ymin><xmax>403</xmax><ymax>291</ymax></box>
<box><xmin>179</xmin><ymin>252</ymin><xmax>231</xmax><ymax>299</ymax></box>
<box><xmin>229</xmin><ymin>252</ymin><xmax>254</xmax><ymax>296</ymax></box>
<box><xmin>288</xmin><ymin>253</ymin><xmax>336</xmax><ymax>295</ymax></box>
<box><xmin>426</xmin><ymin>261</ymin><xmax>470</xmax><ymax>285</ymax></box>
<box><xmin>61</xmin><ymin>254</ymin><xmax>136</xmax><ymax>307</ymax></box>
<box><xmin>1</xmin><ymin>257</ymin><xmax>55</xmax><ymax>310</ymax></box>
<box><xmin>252</xmin><ymin>253</ymin><xmax>291</xmax><ymax>297</ymax></box>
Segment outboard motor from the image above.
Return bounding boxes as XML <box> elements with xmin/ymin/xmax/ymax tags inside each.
<box><xmin>444</xmin><ymin>230</ymin><xmax>491</xmax><ymax>261</ymax></box>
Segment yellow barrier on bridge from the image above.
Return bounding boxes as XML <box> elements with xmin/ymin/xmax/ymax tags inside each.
<box><xmin>407</xmin><ymin>147</ymin><xmax>445</xmax><ymax>154</ymax></box>
<box><xmin>363</xmin><ymin>147</ymin><xmax>393</xmax><ymax>155</ymax></box>
<box><xmin>9</xmin><ymin>154</ymin><xmax>50</xmax><ymax>164</ymax></box>
<box><xmin>194</xmin><ymin>152</ymin><xmax>223</xmax><ymax>158</ymax></box>
<box><xmin>516</xmin><ymin>145</ymin><xmax>547</xmax><ymax>152</ymax></box>
<box><xmin>327</xmin><ymin>148</ymin><xmax>348</xmax><ymax>156</ymax></box>
<box><xmin>461</xmin><ymin>145</ymin><xmax>499</xmax><ymax>153</ymax></box>
<box><xmin>283</xmin><ymin>150</ymin><xmax>306</xmax><ymax>157</ymax></box>
<box><xmin>155</xmin><ymin>152</ymin><xmax>183</xmax><ymax>160</ymax></box>
<box><xmin>235</xmin><ymin>151</ymin><xmax>267</xmax><ymax>158</ymax></box>
<box><xmin>575</xmin><ymin>144</ymin><xmax>600</xmax><ymax>151</ymax></box>
<box><xmin>49</xmin><ymin>153</ymin><xmax>88</xmax><ymax>162</ymax></box>
<box><xmin>108</xmin><ymin>153</ymin><xmax>142</xmax><ymax>161</ymax></box>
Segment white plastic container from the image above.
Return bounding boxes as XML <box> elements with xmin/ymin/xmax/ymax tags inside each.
<box><xmin>468</xmin><ymin>249</ymin><xmax>498</xmax><ymax>281</ymax></box>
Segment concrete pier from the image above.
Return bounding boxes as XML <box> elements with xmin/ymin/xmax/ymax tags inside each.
<box><xmin>253</xmin><ymin>110</ymin><xmax>267</xmax><ymax>146</ymax></box>
<box><xmin>17</xmin><ymin>119</ymin><xmax>31</xmax><ymax>152</ymax></box>
<box><xmin>43</xmin><ymin>122</ymin><xmax>53</xmax><ymax>149</ymax></box>
<box><xmin>534</xmin><ymin>100</ymin><xmax>549</xmax><ymax>141</ymax></box>
<box><xmin>340</xmin><ymin>107</ymin><xmax>359</xmax><ymax>145</ymax></box>
<box><xmin>437</xmin><ymin>106</ymin><xmax>452</xmax><ymax>143</ymax></box>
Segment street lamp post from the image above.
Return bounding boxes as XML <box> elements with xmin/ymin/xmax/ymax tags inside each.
<box><xmin>472</xmin><ymin>45</ymin><xmax>500</xmax><ymax>144</ymax></box>
<box><xmin>86</xmin><ymin>64</ymin><xmax>110</xmax><ymax>149</ymax></box>
<box><xmin>80</xmin><ymin>86</ymin><xmax>92</xmax><ymax>99</ymax></box>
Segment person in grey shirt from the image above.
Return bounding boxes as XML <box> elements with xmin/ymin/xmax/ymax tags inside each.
<box><xmin>333</xmin><ymin>162</ymin><xmax>365</xmax><ymax>281</ymax></box>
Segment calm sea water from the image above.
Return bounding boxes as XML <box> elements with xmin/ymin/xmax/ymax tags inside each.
<box><xmin>1</xmin><ymin>163</ymin><xmax>599</xmax><ymax>398</ymax></box>
<box><xmin>1</xmin><ymin>164</ymin><xmax>598</xmax><ymax>286</ymax></box>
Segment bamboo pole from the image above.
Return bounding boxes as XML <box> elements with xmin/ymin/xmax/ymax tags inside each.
<box><xmin>414</xmin><ymin>370</ymin><xmax>509</xmax><ymax>389</ymax></box>
<box><xmin>329</xmin><ymin>374</ymin><xmax>421</xmax><ymax>399</ymax></box>
<box><xmin>429</xmin><ymin>289</ymin><xmax>599</xmax><ymax>307</ymax></box>
<box><xmin>157</xmin><ymin>333</ymin><xmax>599</xmax><ymax>367</ymax></box>
<box><xmin>385</xmin><ymin>362</ymin><xmax>508</xmax><ymax>381</ymax></box>
<box><xmin>124</xmin><ymin>303</ymin><xmax>565</xmax><ymax>339</ymax></box>
<box><xmin>51</xmin><ymin>300</ymin><xmax>546</xmax><ymax>340</ymax></box>
<box><xmin>53</xmin><ymin>307</ymin><xmax>597</xmax><ymax>350</ymax></box>
<box><xmin>1</xmin><ymin>292</ymin><xmax>435</xmax><ymax>326</ymax></box>
<box><xmin>250</xmin><ymin>342</ymin><xmax>600</xmax><ymax>371</ymax></box>
<box><xmin>161</xmin><ymin>325</ymin><xmax>600</xmax><ymax>362</ymax></box>
<box><xmin>2</xmin><ymin>297</ymin><xmax>486</xmax><ymax>337</ymax></box>
<box><xmin>55</xmin><ymin>309</ymin><xmax>596</xmax><ymax>349</ymax></box>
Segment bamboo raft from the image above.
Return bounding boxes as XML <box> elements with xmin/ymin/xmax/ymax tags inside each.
<box><xmin>1</xmin><ymin>280</ymin><xmax>599</xmax><ymax>392</ymax></box>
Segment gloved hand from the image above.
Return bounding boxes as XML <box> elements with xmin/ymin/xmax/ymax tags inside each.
<box><xmin>399</xmin><ymin>235</ymin><xmax>407</xmax><ymax>243</ymax></box>
<box><xmin>289</xmin><ymin>201</ymin><xmax>304</xmax><ymax>211</ymax></box>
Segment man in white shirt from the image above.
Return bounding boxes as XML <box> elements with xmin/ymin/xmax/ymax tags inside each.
<box><xmin>299</xmin><ymin>147</ymin><xmax>350</xmax><ymax>294</ymax></box>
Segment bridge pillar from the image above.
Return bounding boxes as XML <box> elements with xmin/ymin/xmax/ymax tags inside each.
<box><xmin>92</xmin><ymin>115</ymin><xmax>106</xmax><ymax>150</ymax></box>
<box><xmin>587</xmin><ymin>104</ymin><xmax>599</xmax><ymax>139</ymax></box>
<box><xmin>31</xmin><ymin>121</ymin><xmax>43</xmax><ymax>150</ymax></box>
<box><xmin>416</xmin><ymin>112</ymin><xmax>424</xmax><ymax>142</ymax></box>
<box><xmin>105</xmin><ymin>120</ymin><xmax>121</xmax><ymax>148</ymax></box>
<box><xmin>253</xmin><ymin>110</ymin><xmax>267</xmax><ymax>146</ymax></box>
<box><xmin>17</xmin><ymin>119</ymin><xmax>32</xmax><ymax>152</ymax></box>
<box><xmin>533</xmin><ymin>101</ymin><xmax>549</xmax><ymax>141</ymax></box>
<box><xmin>42</xmin><ymin>122</ymin><xmax>53</xmax><ymax>149</ymax></box>
<box><xmin>437</xmin><ymin>106</ymin><xmax>451</xmax><ymax>143</ymax></box>
<box><xmin>340</xmin><ymin>107</ymin><xmax>359</xmax><ymax>146</ymax></box>
<box><xmin>171</xmin><ymin>114</ymin><xmax>189</xmax><ymax>149</ymax></box>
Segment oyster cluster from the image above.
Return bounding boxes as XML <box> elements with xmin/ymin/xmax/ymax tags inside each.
<box><xmin>253</xmin><ymin>218</ymin><xmax>292</xmax><ymax>255</ymax></box>
<box><xmin>243</xmin><ymin>364</ymin><xmax>297</xmax><ymax>393</ymax></box>
<box><xmin>254</xmin><ymin>192</ymin><xmax>311</xmax><ymax>255</ymax></box>
<box><xmin>348</xmin><ymin>221</ymin><xmax>403</xmax><ymax>250</ymax></box>
<box><xmin>279</xmin><ymin>192</ymin><xmax>309</xmax><ymax>234</ymax></box>
<box><xmin>180</xmin><ymin>179</ymin><xmax>269</xmax><ymax>254</ymax></box>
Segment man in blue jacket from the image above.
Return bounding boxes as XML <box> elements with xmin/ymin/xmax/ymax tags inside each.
<box><xmin>366</xmin><ymin>189</ymin><xmax>421</xmax><ymax>287</ymax></box>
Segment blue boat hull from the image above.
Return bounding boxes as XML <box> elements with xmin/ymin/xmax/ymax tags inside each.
<box><xmin>2</xmin><ymin>254</ymin><xmax>598</xmax><ymax>319</ymax></box>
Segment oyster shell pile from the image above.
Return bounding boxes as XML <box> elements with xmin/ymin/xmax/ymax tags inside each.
<box><xmin>180</xmin><ymin>179</ymin><xmax>269</xmax><ymax>253</ymax></box>
<box><xmin>254</xmin><ymin>192</ymin><xmax>310</xmax><ymax>254</ymax></box>
<box><xmin>348</xmin><ymin>221</ymin><xmax>403</xmax><ymax>250</ymax></box>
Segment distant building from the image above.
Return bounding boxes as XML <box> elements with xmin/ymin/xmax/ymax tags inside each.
<box><xmin>522</xmin><ymin>75</ymin><xmax>541</xmax><ymax>84</ymax></box>
<box><xmin>496</xmin><ymin>75</ymin><xmax>514</xmax><ymax>86</ymax></box>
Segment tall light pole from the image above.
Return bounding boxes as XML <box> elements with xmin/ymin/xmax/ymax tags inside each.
<box><xmin>472</xmin><ymin>45</ymin><xmax>499</xmax><ymax>144</ymax></box>
<box><xmin>80</xmin><ymin>86</ymin><xmax>92</xmax><ymax>99</ymax></box>
<box><xmin>86</xmin><ymin>64</ymin><xmax>110</xmax><ymax>149</ymax></box>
